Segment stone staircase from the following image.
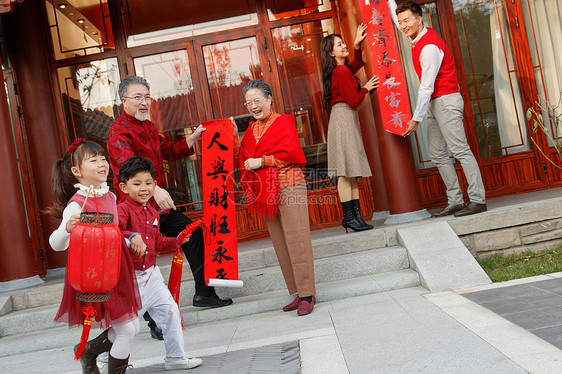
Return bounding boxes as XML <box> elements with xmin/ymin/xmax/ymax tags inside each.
<box><xmin>0</xmin><ymin>224</ymin><xmax>420</xmax><ymax>357</ymax></box>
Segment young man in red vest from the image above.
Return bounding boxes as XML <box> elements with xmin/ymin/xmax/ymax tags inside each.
<box><xmin>388</xmin><ymin>1</ymin><xmax>486</xmax><ymax>217</ymax></box>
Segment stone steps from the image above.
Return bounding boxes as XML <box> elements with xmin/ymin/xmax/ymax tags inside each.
<box><xmin>0</xmin><ymin>245</ymin><xmax>412</xmax><ymax>338</ymax></box>
<box><xmin>7</xmin><ymin>227</ymin><xmax>396</xmax><ymax>313</ymax></box>
<box><xmin>0</xmin><ymin>268</ymin><xmax>419</xmax><ymax>357</ymax></box>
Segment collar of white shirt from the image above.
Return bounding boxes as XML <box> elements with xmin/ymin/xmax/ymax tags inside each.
<box><xmin>411</xmin><ymin>27</ymin><xmax>428</xmax><ymax>47</ymax></box>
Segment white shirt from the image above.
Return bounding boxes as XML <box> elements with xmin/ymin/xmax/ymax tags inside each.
<box><xmin>387</xmin><ymin>0</ymin><xmax>444</xmax><ymax>122</ymax></box>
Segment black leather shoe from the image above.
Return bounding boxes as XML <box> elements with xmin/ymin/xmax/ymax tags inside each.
<box><xmin>454</xmin><ymin>202</ymin><xmax>487</xmax><ymax>217</ymax></box>
<box><xmin>193</xmin><ymin>294</ymin><xmax>233</xmax><ymax>308</ymax></box>
<box><xmin>432</xmin><ymin>203</ymin><xmax>465</xmax><ymax>217</ymax></box>
<box><xmin>150</xmin><ymin>325</ymin><xmax>164</xmax><ymax>340</ymax></box>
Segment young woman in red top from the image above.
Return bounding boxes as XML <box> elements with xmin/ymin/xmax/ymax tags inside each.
<box><xmin>321</xmin><ymin>24</ymin><xmax>380</xmax><ymax>232</ymax></box>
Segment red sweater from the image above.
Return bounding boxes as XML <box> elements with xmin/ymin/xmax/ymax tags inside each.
<box><xmin>412</xmin><ymin>28</ymin><xmax>459</xmax><ymax>99</ymax></box>
<box><xmin>117</xmin><ymin>196</ymin><xmax>176</xmax><ymax>271</ymax></box>
<box><xmin>107</xmin><ymin>112</ymin><xmax>194</xmax><ymax>203</ymax></box>
<box><xmin>330</xmin><ymin>49</ymin><xmax>368</xmax><ymax>108</ymax></box>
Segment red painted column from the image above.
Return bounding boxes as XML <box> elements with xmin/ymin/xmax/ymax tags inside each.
<box><xmin>338</xmin><ymin>0</ymin><xmax>424</xmax><ymax>215</ymax></box>
<box><xmin>5</xmin><ymin>1</ymin><xmax>67</xmax><ymax>269</ymax></box>
<box><xmin>0</xmin><ymin>67</ymin><xmax>37</xmax><ymax>282</ymax></box>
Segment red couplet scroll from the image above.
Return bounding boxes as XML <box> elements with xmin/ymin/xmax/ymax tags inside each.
<box><xmin>201</xmin><ymin>119</ymin><xmax>243</xmax><ymax>288</ymax></box>
<box><xmin>358</xmin><ymin>0</ymin><xmax>411</xmax><ymax>136</ymax></box>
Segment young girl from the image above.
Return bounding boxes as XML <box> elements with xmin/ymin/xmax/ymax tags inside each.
<box><xmin>47</xmin><ymin>139</ymin><xmax>141</xmax><ymax>374</ymax></box>
<box><xmin>321</xmin><ymin>24</ymin><xmax>380</xmax><ymax>233</ymax></box>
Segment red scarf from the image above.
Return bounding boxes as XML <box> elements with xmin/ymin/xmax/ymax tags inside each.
<box><xmin>239</xmin><ymin>114</ymin><xmax>306</xmax><ymax>219</ymax></box>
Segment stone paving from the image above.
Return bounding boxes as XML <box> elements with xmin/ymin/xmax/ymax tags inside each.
<box><xmin>463</xmin><ymin>277</ymin><xmax>562</xmax><ymax>350</ymax></box>
<box><xmin>127</xmin><ymin>341</ymin><xmax>300</xmax><ymax>373</ymax></box>
<box><xmin>4</xmin><ymin>278</ymin><xmax>562</xmax><ymax>373</ymax></box>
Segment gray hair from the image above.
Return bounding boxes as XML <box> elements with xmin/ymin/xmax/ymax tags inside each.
<box><xmin>242</xmin><ymin>80</ymin><xmax>272</xmax><ymax>99</ymax></box>
<box><xmin>118</xmin><ymin>76</ymin><xmax>150</xmax><ymax>99</ymax></box>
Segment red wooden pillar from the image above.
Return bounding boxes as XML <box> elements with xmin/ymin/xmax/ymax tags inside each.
<box><xmin>5</xmin><ymin>1</ymin><xmax>67</xmax><ymax>269</ymax></box>
<box><xmin>338</xmin><ymin>0</ymin><xmax>426</xmax><ymax>218</ymax></box>
<box><xmin>0</xmin><ymin>68</ymin><xmax>38</xmax><ymax>283</ymax></box>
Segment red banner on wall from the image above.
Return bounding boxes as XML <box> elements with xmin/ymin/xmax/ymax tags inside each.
<box><xmin>201</xmin><ymin>119</ymin><xmax>240</xmax><ymax>286</ymax></box>
<box><xmin>358</xmin><ymin>0</ymin><xmax>411</xmax><ymax>136</ymax></box>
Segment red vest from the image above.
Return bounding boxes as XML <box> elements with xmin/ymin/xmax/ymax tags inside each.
<box><xmin>412</xmin><ymin>28</ymin><xmax>459</xmax><ymax>99</ymax></box>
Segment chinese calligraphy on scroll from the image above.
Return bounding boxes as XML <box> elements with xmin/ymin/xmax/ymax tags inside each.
<box><xmin>359</xmin><ymin>0</ymin><xmax>411</xmax><ymax>136</ymax></box>
<box><xmin>202</xmin><ymin>119</ymin><xmax>239</xmax><ymax>286</ymax></box>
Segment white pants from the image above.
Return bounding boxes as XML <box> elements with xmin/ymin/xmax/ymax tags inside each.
<box><xmin>427</xmin><ymin>92</ymin><xmax>486</xmax><ymax>205</ymax></box>
<box><xmin>136</xmin><ymin>266</ymin><xmax>185</xmax><ymax>358</ymax></box>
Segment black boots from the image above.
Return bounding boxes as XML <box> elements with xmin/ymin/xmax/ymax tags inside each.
<box><xmin>341</xmin><ymin>200</ymin><xmax>373</xmax><ymax>232</ymax></box>
<box><xmin>108</xmin><ymin>355</ymin><xmax>130</xmax><ymax>374</ymax></box>
<box><xmin>74</xmin><ymin>329</ymin><xmax>112</xmax><ymax>374</ymax></box>
<box><xmin>352</xmin><ymin>199</ymin><xmax>373</xmax><ymax>229</ymax></box>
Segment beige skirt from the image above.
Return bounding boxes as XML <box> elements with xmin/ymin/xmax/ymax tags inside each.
<box><xmin>327</xmin><ymin>102</ymin><xmax>372</xmax><ymax>178</ymax></box>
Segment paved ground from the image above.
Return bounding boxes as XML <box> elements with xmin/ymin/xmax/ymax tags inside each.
<box><xmin>127</xmin><ymin>341</ymin><xmax>300</xmax><ymax>373</ymax></box>
<box><xmin>2</xmin><ymin>273</ymin><xmax>562</xmax><ymax>373</ymax></box>
<box><xmin>464</xmin><ymin>277</ymin><xmax>562</xmax><ymax>350</ymax></box>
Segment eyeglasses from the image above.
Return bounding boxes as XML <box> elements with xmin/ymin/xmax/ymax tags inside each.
<box><xmin>243</xmin><ymin>97</ymin><xmax>267</xmax><ymax>107</ymax></box>
<box><xmin>123</xmin><ymin>95</ymin><xmax>153</xmax><ymax>103</ymax></box>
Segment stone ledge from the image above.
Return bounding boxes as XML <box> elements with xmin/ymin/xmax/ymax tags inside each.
<box><xmin>471</xmin><ymin>228</ymin><xmax>521</xmax><ymax>252</ymax></box>
<box><xmin>0</xmin><ymin>296</ymin><xmax>12</xmax><ymax>317</ymax></box>
<box><xmin>476</xmin><ymin>240</ymin><xmax>562</xmax><ymax>259</ymax></box>
<box><xmin>449</xmin><ymin>201</ymin><xmax>562</xmax><ymax>236</ymax></box>
<box><xmin>522</xmin><ymin>228</ymin><xmax>562</xmax><ymax>245</ymax></box>
<box><xmin>520</xmin><ymin>220</ymin><xmax>562</xmax><ymax>237</ymax></box>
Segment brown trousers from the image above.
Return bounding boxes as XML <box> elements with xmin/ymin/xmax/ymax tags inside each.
<box><xmin>266</xmin><ymin>182</ymin><xmax>316</xmax><ymax>297</ymax></box>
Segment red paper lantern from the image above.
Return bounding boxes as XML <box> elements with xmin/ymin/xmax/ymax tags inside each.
<box><xmin>68</xmin><ymin>213</ymin><xmax>122</xmax><ymax>302</ymax></box>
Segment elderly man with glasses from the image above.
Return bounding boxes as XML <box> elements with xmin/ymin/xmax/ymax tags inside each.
<box><xmin>106</xmin><ymin>75</ymin><xmax>233</xmax><ymax>340</ymax></box>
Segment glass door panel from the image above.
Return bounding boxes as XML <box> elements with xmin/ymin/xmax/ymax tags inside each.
<box><xmin>272</xmin><ymin>18</ymin><xmax>335</xmax><ymax>190</ymax></box>
<box><xmin>521</xmin><ymin>0</ymin><xmax>562</xmax><ymax>147</ymax></box>
<box><xmin>453</xmin><ymin>0</ymin><xmax>528</xmax><ymax>159</ymax></box>
<box><xmin>133</xmin><ymin>50</ymin><xmax>203</xmax><ymax>210</ymax></box>
<box><xmin>202</xmin><ymin>37</ymin><xmax>263</xmax><ymax>127</ymax></box>
<box><xmin>56</xmin><ymin>58</ymin><xmax>121</xmax><ymax>148</ymax></box>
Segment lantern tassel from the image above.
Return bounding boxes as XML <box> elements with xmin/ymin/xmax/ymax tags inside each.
<box><xmin>168</xmin><ymin>220</ymin><xmax>203</xmax><ymax>329</ymax></box>
<box><xmin>168</xmin><ymin>251</ymin><xmax>183</xmax><ymax>304</ymax></box>
<box><xmin>74</xmin><ymin>304</ymin><xmax>97</xmax><ymax>360</ymax></box>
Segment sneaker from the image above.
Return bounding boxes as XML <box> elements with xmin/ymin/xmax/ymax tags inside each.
<box><xmin>97</xmin><ymin>357</ymin><xmax>108</xmax><ymax>374</ymax></box>
<box><xmin>164</xmin><ymin>356</ymin><xmax>203</xmax><ymax>370</ymax></box>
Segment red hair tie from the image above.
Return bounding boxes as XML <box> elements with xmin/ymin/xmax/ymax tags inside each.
<box><xmin>68</xmin><ymin>138</ymin><xmax>86</xmax><ymax>166</ymax></box>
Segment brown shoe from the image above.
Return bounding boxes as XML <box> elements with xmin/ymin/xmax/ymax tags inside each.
<box><xmin>431</xmin><ymin>204</ymin><xmax>465</xmax><ymax>217</ymax></box>
<box><xmin>454</xmin><ymin>202</ymin><xmax>487</xmax><ymax>217</ymax></box>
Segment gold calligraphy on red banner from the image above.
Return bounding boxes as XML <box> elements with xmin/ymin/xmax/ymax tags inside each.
<box><xmin>359</xmin><ymin>0</ymin><xmax>411</xmax><ymax>136</ymax></box>
<box><xmin>201</xmin><ymin>119</ymin><xmax>239</xmax><ymax>285</ymax></box>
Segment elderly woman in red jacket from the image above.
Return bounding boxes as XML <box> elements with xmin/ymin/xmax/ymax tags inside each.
<box><xmin>233</xmin><ymin>79</ymin><xmax>316</xmax><ymax>316</ymax></box>
<box><xmin>321</xmin><ymin>24</ymin><xmax>380</xmax><ymax>233</ymax></box>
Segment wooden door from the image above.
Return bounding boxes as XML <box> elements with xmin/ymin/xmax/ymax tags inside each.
<box><xmin>3</xmin><ymin>71</ymin><xmax>46</xmax><ymax>275</ymax></box>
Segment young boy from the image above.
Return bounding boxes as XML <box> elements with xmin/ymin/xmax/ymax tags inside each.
<box><xmin>114</xmin><ymin>155</ymin><xmax>202</xmax><ymax>371</ymax></box>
